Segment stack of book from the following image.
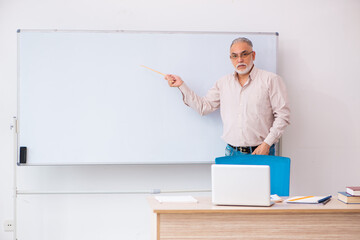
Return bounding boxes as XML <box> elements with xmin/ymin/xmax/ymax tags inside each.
<box><xmin>338</xmin><ymin>186</ymin><xmax>360</xmax><ymax>204</ymax></box>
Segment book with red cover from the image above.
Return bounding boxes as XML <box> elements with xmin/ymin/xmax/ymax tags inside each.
<box><xmin>346</xmin><ymin>186</ymin><xmax>360</xmax><ymax>196</ymax></box>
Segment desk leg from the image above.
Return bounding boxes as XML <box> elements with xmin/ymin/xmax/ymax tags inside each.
<box><xmin>151</xmin><ymin>213</ymin><xmax>160</xmax><ymax>240</ymax></box>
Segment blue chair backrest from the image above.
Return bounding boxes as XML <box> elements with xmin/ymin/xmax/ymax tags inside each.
<box><xmin>215</xmin><ymin>155</ymin><xmax>291</xmax><ymax>196</ymax></box>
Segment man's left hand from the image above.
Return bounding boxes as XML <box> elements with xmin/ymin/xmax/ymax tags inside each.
<box><xmin>252</xmin><ymin>142</ymin><xmax>270</xmax><ymax>155</ymax></box>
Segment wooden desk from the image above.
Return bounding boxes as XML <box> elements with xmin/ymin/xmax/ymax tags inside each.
<box><xmin>148</xmin><ymin>196</ymin><xmax>360</xmax><ymax>240</ymax></box>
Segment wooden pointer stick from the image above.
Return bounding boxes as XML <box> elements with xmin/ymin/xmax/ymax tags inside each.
<box><xmin>140</xmin><ymin>65</ymin><xmax>166</xmax><ymax>76</ymax></box>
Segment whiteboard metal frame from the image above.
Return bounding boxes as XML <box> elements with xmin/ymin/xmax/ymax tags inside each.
<box><xmin>16</xmin><ymin>29</ymin><xmax>280</xmax><ymax>166</ymax></box>
<box><xmin>17</xmin><ymin>29</ymin><xmax>279</xmax><ymax>36</ymax></box>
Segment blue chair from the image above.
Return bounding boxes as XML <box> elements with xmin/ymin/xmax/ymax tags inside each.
<box><xmin>215</xmin><ymin>155</ymin><xmax>291</xmax><ymax>196</ymax></box>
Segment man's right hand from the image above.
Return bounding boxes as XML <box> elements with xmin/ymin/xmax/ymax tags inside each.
<box><xmin>165</xmin><ymin>74</ymin><xmax>183</xmax><ymax>87</ymax></box>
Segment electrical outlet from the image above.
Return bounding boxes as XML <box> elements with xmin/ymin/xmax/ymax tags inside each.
<box><xmin>3</xmin><ymin>220</ymin><xmax>14</xmax><ymax>232</ymax></box>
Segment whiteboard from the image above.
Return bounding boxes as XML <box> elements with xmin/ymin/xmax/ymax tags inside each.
<box><xmin>17</xmin><ymin>30</ymin><xmax>278</xmax><ymax>165</ymax></box>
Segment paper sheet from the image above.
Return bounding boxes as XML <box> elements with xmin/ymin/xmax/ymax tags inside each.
<box><xmin>155</xmin><ymin>196</ymin><xmax>198</xmax><ymax>203</ymax></box>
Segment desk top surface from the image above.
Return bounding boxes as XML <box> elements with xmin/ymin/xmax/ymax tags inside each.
<box><xmin>148</xmin><ymin>196</ymin><xmax>360</xmax><ymax>214</ymax></box>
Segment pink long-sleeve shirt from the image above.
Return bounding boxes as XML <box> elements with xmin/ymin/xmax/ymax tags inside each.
<box><xmin>178</xmin><ymin>66</ymin><xmax>290</xmax><ymax>147</ymax></box>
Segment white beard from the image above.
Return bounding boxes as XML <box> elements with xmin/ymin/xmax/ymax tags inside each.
<box><xmin>235</xmin><ymin>63</ymin><xmax>253</xmax><ymax>75</ymax></box>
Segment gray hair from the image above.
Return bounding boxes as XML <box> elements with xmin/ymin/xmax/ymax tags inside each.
<box><xmin>230</xmin><ymin>37</ymin><xmax>253</xmax><ymax>48</ymax></box>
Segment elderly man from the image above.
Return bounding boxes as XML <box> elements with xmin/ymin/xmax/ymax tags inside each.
<box><xmin>165</xmin><ymin>37</ymin><xmax>290</xmax><ymax>156</ymax></box>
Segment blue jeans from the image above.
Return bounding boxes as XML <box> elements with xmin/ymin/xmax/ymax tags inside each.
<box><xmin>225</xmin><ymin>144</ymin><xmax>275</xmax><ymax>156</ymax></box>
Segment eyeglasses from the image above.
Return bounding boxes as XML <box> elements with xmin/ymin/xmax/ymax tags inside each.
<box><xmin>230</xmin><ymin>51</ymin><xmax>253</xmax><ymax>60</ymax></box>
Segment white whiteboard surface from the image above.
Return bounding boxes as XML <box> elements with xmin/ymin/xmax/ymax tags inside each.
<box><xmin>18</xmin><ymin>30</ymin><xmax>278</xmax><ymax>165</ymax></box>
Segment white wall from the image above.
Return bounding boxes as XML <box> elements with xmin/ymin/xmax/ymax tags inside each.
<box><xmin>1</xmin><ymin>0</ymin><xmax>359</xmax><ymax>239</ymax></box>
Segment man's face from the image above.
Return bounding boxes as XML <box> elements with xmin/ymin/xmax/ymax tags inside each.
<box><xmin>230</xmin><ymin>42</ymin><xmax>256</xmax><ymax>75</ymax></box>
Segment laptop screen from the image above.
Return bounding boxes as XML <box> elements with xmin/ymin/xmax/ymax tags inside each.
<box><xmin>212</xmin><ymin>164</ymin><xmax>272</xmax><ymax>206</ymax></box>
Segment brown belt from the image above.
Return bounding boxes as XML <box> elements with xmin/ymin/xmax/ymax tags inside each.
<box><xmin>228</xmin><ymin>144</ymin><xmax>259</xmax><ymax>153</ymax></box>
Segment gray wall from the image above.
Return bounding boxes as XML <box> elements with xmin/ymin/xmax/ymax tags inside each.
<box><xmin>1</xmin><ymin>0</ymin><xmax>359</xmax><ymax>239</ymax></box>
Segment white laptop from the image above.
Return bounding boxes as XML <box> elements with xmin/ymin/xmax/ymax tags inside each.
<box><xmin>212</xmin><ymin>164</ymin><xmax>273</xmax><ymax>207</ymax></box>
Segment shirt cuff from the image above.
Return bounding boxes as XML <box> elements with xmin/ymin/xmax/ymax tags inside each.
<box><xmin>178</xmin><ymin>83</ymin><xmax>191</xmax><ymax>105</ymax></box>
<box><xmin>263</xmin><ymin>135</ymin><xmax>277</xmax><ymax>147</ymax></box>
<box><xmin>178</xmin><ymin>82</ymin><xmax>189</xmax><ymax>92</ymax></box>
